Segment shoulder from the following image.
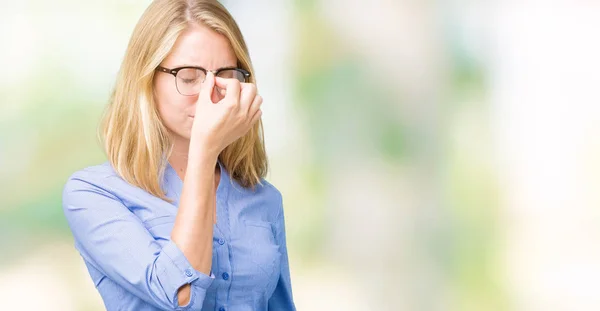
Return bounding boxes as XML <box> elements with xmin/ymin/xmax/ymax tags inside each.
<box><xmin>255</xmin><ymin>178</ymin><xmax>285</xmax><ymax>220</ymax></box>
<box><xmin>246</xmin><ymin>178</ymin><xmax>283</xmax><ymax>214</ymax></box>
<box><xmin>256</xmin><ymin>178</ymin><xmax>283</xmax><ymax>205</ymax></box>
<box><xmin>62</xmin><ymin>161</ymin><xmax>123</xmax><ymax>201</ymax></box>
<box><xmin>64</xmin><ymin>161</ymin><xmax>116</xmax><ymax>186</ymax></box>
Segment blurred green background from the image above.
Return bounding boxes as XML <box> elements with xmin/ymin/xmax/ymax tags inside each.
<box><xmin>2</xmin><ymin>1</ymin><xmax>600</xmax><ymax>310</ymax></box>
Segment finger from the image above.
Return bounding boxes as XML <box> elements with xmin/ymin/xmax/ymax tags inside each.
<box><xmin>200</xmin><ymin>71</ymin><xmax>216</xmax><ymax>101</ymax></box>
<box><xmin>248</xmin><ymin>94</ymin><xmax>263</xmax><ymax>120</ymax></box>
<box><xmin>239</xmin><ymin>81</ymin><xmax>254</xmax><ymax>91</ymax></box>
<box><xmin>249</xmin><ymin>108</ymin><xmax>262</xmax><ymax>126</ymax></box>
<box><xmin>214</xmin><ymin>77</ymin><xmax>241</xmax><ymax>101</ymax></box>
<box><xmin>239</xmin><ymin>83</ymin><xmax>257</xmax><ymax>115</ymax></box>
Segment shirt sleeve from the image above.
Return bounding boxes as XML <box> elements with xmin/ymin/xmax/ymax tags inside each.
<box><xmin>268</xmin><ymin>194</ymin><xmax>297</xmax><ymax>311</ymax></box>
<box><xmin>62</xmin><ymin>172</ymin><xmax>214</xmax><ymax>311</ymax></box>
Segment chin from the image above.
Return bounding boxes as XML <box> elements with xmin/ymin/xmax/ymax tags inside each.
<box><xmin>167</xmin><ymin>128</ymin><xmax>192</xmax><ymax>142</ymax></box>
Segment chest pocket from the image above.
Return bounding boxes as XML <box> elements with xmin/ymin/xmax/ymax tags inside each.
<box><xmin>238</xmin><ymin>220</ymin><xmax>282</xmax><ymax>291</ymax></box>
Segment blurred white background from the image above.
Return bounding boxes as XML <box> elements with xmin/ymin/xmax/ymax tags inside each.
<box><xmin>1</xmin><ymin>1</ymin><xmax>599</xmax><ymax>310</ymax></box>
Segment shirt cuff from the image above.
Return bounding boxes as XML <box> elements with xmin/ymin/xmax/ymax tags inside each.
<box><xmin>160</xmin><ymin>240</ymin><xmax>215</xmax><ymax>309</ymax></box>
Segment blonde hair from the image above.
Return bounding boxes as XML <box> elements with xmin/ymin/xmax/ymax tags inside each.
<box><xmin>100</xmin><ymin>0</ymin><xmax>268</xmax><ymax>200</ymax></box>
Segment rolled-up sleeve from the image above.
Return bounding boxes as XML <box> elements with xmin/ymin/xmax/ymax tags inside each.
<box><xmin>267</xmin><ymin>194</ymin><xmax>296</xmax><ymax>311</ymax></box>
<box><xmin>62</xmin><ymin>173</ymin><xmax>214</xmax><ymax>310</ymax></box>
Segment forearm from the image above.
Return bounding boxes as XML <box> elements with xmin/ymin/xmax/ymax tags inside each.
<box><xmin>171</xmin><ymin>139</ymin><xmax>220</xmax><ymax>305</ymax></box>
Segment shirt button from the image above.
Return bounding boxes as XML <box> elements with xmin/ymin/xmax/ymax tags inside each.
<box><xmin>219</xmin><ymin>307</ymin><xmax>226</xmax><ymax>311</ymax></box>
<box><xmin>222</xmin><ymin>272</ymin><xmax>229</xmax><ymax>280</ymax></box>
<box><xmin>184</xmin><ymin>269</ymin><xmax>193</xmax><ymax>277</ymax></box>
<box><xmin>218</xmin><ymin>238</ymin><xmax>225</xmax><ymax>245</ymax></box>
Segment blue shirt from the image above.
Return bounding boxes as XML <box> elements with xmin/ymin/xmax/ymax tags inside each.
<box><xmin>62</xmin><ymin>160</ymin><xmax>295</xmax><ymax>311</ymax></box>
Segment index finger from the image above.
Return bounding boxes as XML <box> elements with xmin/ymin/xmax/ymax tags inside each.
<box><xmin>215</xmin><ymin>77</ymin><xmax>241</xmax><ymax>101</ymax></box>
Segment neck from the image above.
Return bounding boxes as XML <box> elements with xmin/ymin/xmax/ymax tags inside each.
<box><xmin>168</xmin><ymin>136</ymin><xmax>220</xmax><ymax>181</ymax></box>
<box><xmin>168</xmin><ymin>136</ymin><xmax>191</xmax><ymax>180</ymax></box>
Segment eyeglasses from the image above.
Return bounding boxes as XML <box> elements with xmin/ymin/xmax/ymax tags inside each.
<box><xmin>156</xmin><ymin>65</ymin><xmax>251</xmax><ymax>96</ymax></box>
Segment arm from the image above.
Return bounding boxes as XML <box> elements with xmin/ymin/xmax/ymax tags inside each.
<box><xmin>62</xmin><ymin>155</ymin><xmax>217</xmax><ymax>311</ymax></box>
<box><xmin>171</xmin><ymin>146</ymin><xmax>219</xmax><ymax>306</ymax></box>
<box><xmin>170</xmin><ymin>71</ymin><xmax>261</xmax><ymax>304</ymax></box>
<box><xmin>267</xmin><ymin>194</ymin><xmax>297</xmax><ymax>311</ymax></box>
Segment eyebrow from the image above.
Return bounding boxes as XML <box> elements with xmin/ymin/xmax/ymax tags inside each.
<box><xmin>173</xmin><ymin>64</ymin><xmax>238</xmax><ymax>70</ymax></box>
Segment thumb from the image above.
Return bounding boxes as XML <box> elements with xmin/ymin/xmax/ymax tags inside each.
<box><xmin>200</xmin><ymin>71</ymin><xmax>215</xmax><ymax>101</ymax></box>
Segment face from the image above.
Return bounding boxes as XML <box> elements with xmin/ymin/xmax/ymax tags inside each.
<box><xmin>154</xmin><ymin>23</ymin><xmax>238</xmax><ymax>141</ymax></box>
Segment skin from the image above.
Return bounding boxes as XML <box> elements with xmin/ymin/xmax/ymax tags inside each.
<box><xmin>152</xmin><ymin>23</ymin><xmax>263</xmax><ymax>306</ymax></box>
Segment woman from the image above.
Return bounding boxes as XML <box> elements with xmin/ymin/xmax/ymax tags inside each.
<box><xmin>62</xmin><ymin>0</ymin><xmax>295</xmax><ymax>310</ymax></box>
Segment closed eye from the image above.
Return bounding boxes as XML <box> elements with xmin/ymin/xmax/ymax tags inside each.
<box><xmin>181</xmin><ymin>78</ymin><xmax>198</xmax><ymax>84</ymax></box>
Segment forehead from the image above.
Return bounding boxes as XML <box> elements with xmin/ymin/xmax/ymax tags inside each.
<box><xmin>163</xmin><ymin>23</ymin><xmax>237</xmax><ymax>69</ymax></box>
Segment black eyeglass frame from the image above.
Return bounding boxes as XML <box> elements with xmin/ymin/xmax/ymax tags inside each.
<box><xmin>155</xmin><ymin>65</ymin><xmax>252</xmax><ymax>96</ymax></box>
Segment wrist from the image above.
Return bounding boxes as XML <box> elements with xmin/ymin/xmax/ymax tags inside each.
<box><xmin>189</xmin><ymin>134</ymin><xmax>220</xmax><ymax>160</ymax></box>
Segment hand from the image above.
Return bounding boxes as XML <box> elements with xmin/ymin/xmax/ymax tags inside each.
<box><xmin>190</xmin><ymin>72</ymin><xmax>263</xmax><ymax>155</ymax></box>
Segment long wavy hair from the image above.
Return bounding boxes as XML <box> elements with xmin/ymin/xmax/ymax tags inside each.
<box><xmin>100</xmin><ymin>0</ymin><xmax>267</xmax><ymax>200</ymax></box>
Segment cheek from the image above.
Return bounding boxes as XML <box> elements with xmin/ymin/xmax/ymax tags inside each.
<box><xmin>154</xmin><ymin>79</ymin><xmax>196</xmax><ymax>132</ymax></box>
